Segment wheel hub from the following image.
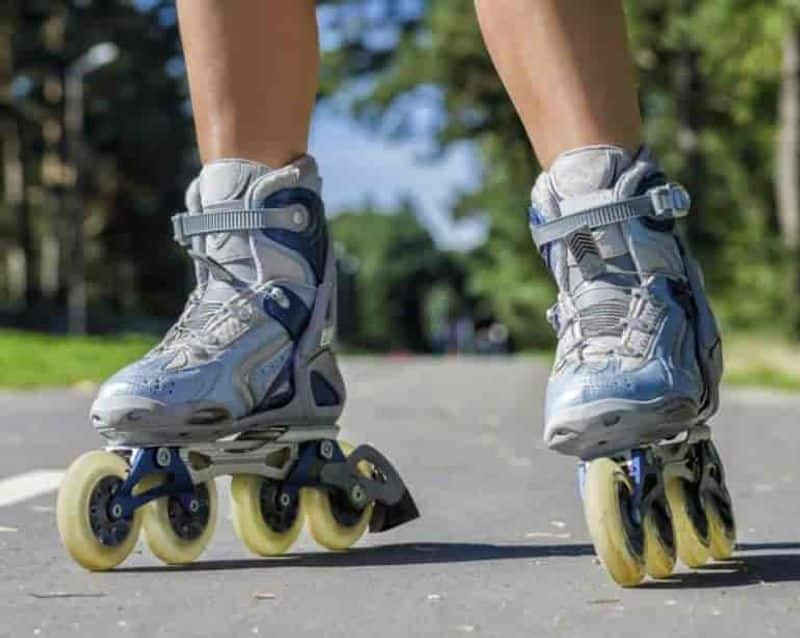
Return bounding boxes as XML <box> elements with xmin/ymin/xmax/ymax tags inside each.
<box><xmin>167</xmin><ymin>484</ymin><xmax>211</xmax><ymax>541</ymax></box>
<box><xmin>259</xmin><ymin>481</ymin><xmax>300</xmax><ymax>533</ymax></box>
<box><xmin>89</xmin><ymin>476</ymin><xmax>133</xmax><ymax>547</ymax></box>
<box><xmin>327</xmin><ymin>486</ymin><xmax>366</xmax><ymax>528</ymax></box>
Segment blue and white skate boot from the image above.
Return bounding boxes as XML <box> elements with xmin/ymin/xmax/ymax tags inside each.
<box><xmin>58</xmin><ymin>157</ymin><xmax>418</xmax><ymax>572</ymax></box>
<box><xmin>529</xmin><ymin>146</ymin><xmax>734</xmax><ymax>586</ymax></box>
<box><xmin>530</xmin><ymin>145</ymin><xmax>722</xmax><ymax>459</ymax></box>
<box><xmin>90</xmin><ymin>156</ymin><xmax>345</xmax><ymax>442</ymax></box>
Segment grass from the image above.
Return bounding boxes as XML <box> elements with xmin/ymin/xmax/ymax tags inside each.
<box><xmin>0</xmin><ymin>329</ymin><xmax>798</xmax><ymax>391</ymax></box>
<box><xmin>0</xmin><ymin>329</ymin><xmax>156</xmax><ymax>389</ymax></box>
<box><xmin>723</xmin><ymin>333</ymin><xmax>800</xmax><ymax>392</ymax></box>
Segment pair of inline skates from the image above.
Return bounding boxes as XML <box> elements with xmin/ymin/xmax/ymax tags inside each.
<box><xmin>57</xmin><ymin>147</ymin><xmax>734</xmax><ymax>587</ymax></box>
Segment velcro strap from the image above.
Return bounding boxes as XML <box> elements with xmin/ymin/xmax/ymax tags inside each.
<box><xmin>172</xmin><ymin>208</ymin><xmax>298</xmax><ymax>245</ymax></box>
<box><xmin>530</xmin><ymin>183</ymin><xmax>690</xmax><ymax>249</ymax></box>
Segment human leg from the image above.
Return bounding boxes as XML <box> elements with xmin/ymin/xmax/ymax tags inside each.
<box><xmin>474</xmin><ymin>0</ymin><xmax>641</xmax><ymax>167</ymax></box>
<box><xmin>177</xmin><ymin>0</ymin><xmax>319</xmax><ymax>167</ymax></box>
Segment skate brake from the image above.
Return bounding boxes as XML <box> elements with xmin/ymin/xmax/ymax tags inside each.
<box><xmin>287</xmin><ymin>441</ymin><xmax>420</xmax><ymax>533</ymax></box>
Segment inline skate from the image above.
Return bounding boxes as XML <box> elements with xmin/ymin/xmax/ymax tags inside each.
<box><xmin>57</xmin><ymin>157</ymin><xmax>418</xmax><ymax>571</ymax></box>
<box><xmin>529</xmin><ymin>146</ymin><xmax>735</xmax><ymax>586</ymax></box>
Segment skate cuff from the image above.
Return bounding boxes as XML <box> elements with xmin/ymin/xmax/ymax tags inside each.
<box><xmin>529</xmin><ymin>183</ymin><xmax>690</xmax><ymax>250</ymax></box>
<box><xmin>172</xmin><ymin>206</ymin><xmax>307</xmax><ymax>245</ymax></box>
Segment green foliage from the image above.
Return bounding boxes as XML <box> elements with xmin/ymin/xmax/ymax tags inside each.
<box><xmin>2</xmin><ymin>1</ymin><xmax>194</xmax><ymax>326</ymax></box>
<box><xmin>323</xmin><ymin>0</ymin><xmax>555</xmax><ymax>347</ymax></box>
<box><xmin>318</xmin><ymin>0</ymin><xmax>800</xmax><ymax>346</ymax></box>
<box><xmin>332</xmin><ymin>203</ymin><xmax>465</xmax><ymax>351</ymax></box>
<box><xmin>723</xmin><ymin>331</ymin><xmax>800</xmax><ymax>390</ymax></box>
<box><xmin>3</xmin><ymin>0</ymin><xmax>799</xmax><ymax>357</ymax></box>
<box><xmin>625</xmin><ymin>0</ymin><xmax>792</xmax><ymax>332</ymax></box>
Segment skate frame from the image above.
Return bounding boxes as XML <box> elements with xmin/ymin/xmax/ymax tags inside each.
<box><xmin>103</xmin><ymin>425</ymin><xmax>420</xmax><ymax>533</ymax></box>
<box><xmin>578</xmin><ymin>423</ymin><xmax>712</xmax><ymax>515</ymax></box>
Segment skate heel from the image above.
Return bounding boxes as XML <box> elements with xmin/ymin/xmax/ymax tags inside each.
<box><xmin>252</xmin><ymin>239</ymin><xmax>347</xmax><ymax>428</ymax></box>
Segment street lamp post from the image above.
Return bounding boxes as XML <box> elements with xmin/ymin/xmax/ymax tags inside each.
<box><xmin>64</xmin><ymin>42</ymin><xmax>118</xmax><ymax>334</ymax></box>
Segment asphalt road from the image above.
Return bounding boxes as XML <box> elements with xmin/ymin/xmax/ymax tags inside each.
<box><xmin>2</xmin><ymin>357</ymin><xmax>800</xmax><ymax>637</ymax></box>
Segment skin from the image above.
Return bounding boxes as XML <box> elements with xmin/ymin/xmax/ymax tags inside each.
<box><xmin>474</xmin><ymin>0</ymin><xmax>643</xmax><ymax>168</ymax></box>
<box><xmin>176</xmin><ymin>0</ymin><xmax>319</xmax><ymax>168</ymax></box>
<box><xmin>176</xmin><ymin>0</ymin><xmax>641</xmax><ymax>170</ymax></box>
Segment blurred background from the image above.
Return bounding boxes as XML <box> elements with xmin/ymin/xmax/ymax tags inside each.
<box><xmin>0</xmin><ymin>0</ymin><xmax>798</xmax><ymax>389</ymax></box>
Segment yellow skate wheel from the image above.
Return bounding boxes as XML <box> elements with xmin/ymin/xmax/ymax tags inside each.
<box><xmin>305</xmin><ymin>441</ymin><xmax>374</xmax><ymax>551</ymax></box>
<box><xmin>643</xmin><ymin>505</ymin><xmax>676</xmax><ymax>579</ymax></box>
<box><xmin>57</xmin><ymin>450</ymin><xmax>142</xmax><ymax>571</ymax></box>
<box><xmin>665</xmin><ymin>477</ymin><xmax>710</xmax><ymax>568</ymax></box>
<box><xmin>706</xmin><ymin>497</ymin><xmax>736</xmax><ymax>560</ymax></box>
<box><xmin>231</xmin><ymin>475</ymin><xmax>305</xmax><ymax>556</ymax></box>
<box><xmin>142</xmin><ymin>478</ymin><xmax>218</xmax><ymax>565</ymax></box>
<box><xmin>583</xmin><ymin>458</ymin><xmax>645</xmax><ymax>587</ymax></box>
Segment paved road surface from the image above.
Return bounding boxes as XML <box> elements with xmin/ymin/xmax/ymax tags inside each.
<box><xmin>2</xmin><ymin>357</ymin><xmax>800</xmax><ymax>637</ymax></box>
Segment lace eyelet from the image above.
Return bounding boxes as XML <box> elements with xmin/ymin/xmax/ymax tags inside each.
<box><xmin>267</xmin><ymin>287</ymin><xmax>290</xmax><ymax>310</ymax></box>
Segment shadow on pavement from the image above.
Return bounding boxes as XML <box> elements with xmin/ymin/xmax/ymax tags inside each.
<box><xmin>114</xmin><ymin>540</ymin><xmax>800</xmax><ymax>588</ymax></box>
<box><xmin>737</xmin><ymin>542</ymin><xmax>800</xmax><ymax>552</ymax></box>
<box><xmin>114</xmin><ymin>541</ymin><xmax>595</xmax><ymax>574</ymax></box>
<box><xmin>639</xmin><ymin>542</ymin><xmax>800</xmax><ymax>589</ymax></box>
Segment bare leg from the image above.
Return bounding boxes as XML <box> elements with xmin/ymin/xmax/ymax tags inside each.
<box><xmin>177</xmin><ymin>0</ymin><xmax>319</xmax><ymax>167</ymax></box>
<box><xmin>475</xmin><ymin>0</ymin><xmax>642</xmax><ymax>168</ymax></box>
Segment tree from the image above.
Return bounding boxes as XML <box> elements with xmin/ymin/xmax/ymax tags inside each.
<box><xmin>1</xmin><ymin>1</ymin><xmax>194</xmax><ymax>330</ymax></box>
<box><xmin>322</xmin><ymin>0</ymin><xmax>799</xmax><ymax>343</ymax></box>
<box><xmin>332</xmin><ymin>203</ymin><xmax>466</xmax><ymax>351</ymax></box>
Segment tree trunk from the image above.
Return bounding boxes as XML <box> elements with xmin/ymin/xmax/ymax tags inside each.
<box><xmin>0</xmin><ymin>16</ymin><xmax>38</xmax><ymax>308</ymax></box>
<box><xmin>675</xmin><ymin>45</ymin><xmax>705</xmax><ymax>244</ymax></box>
<box><xmin>2</xmin><ymin>117</ymin><xmax>38</xmax><ymax>307</ymax></box>
<box><xmin>776</xmin><ymin>22</ymin><xmax>800</xmax><ymax>250</ymax></box>
<box><xmin>776</xmin><ymin>21</ymin><xmax>800</xmax><ymax>333</ymax></box>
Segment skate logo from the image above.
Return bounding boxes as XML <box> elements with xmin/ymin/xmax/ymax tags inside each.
<box><xmin>582</xmin><ymin>376</ymin><xmax>635</xmax><ymax>400</ymax></box>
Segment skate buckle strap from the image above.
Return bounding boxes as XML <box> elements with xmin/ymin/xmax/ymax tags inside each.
<box><xmin>171</xmin><ymin>206</ymin><xmax>308</xmax><ymax>246</ymax></box>
<box><xmin>529</xmin><ymin>183</ymin><xmax>690</xmax><ymax>250</ymax></box>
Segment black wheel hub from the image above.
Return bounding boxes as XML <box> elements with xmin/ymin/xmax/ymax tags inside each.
<box><xmin>708</xmin><ymin>492</ymin><xmax>735</xmax><ymax>534</ymax></box>
<box><xmin>167</xmin><ymin>484</ymin><xmax>211</xmax><ymax>541</ymax></box>
<box><xmin>680</xmin><ymin>477</ymin><xmax>710</xmax><ymax>539</ymax></box>
<box><xmin>649</xmin><ymin>495</ymin><xmax>676</xmax><ymax>553</ymax></box>
<box><xmin>89</xmin><ymin>476</ymin><xmax>132</xmax><ymax>547</ymax></box>
<box><xmin>259</xmin><ymin>481</ymin><xmax>300</xmax><ymax>533</ymax></box>
<box><xmin>617</xmin><ymin>480</ymin><xmax>645</xmax><ymax>557</ymax></box>
<box><xmin>700</xmin><ymin>441</ymin><xmax>735</xmax><ymax>535</ymax></box>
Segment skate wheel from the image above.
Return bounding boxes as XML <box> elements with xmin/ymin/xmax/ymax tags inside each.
<box><xmin>702</xmin><ymin>441</ymin><xmax>736</xmax><ymax>560</ymax></box>
<box><xmin>57</xmin><ymin>450</ymin><xmax>142</xmax><ymax>571</ymax></box>
<box><xmin>231</xmin><ymin>475</ymin><xmax>305</xmax><ymax>556</ymax></box>
<box><xmin>304</xmin><ymin>441</ymin><xmax>374</xmax><ymax>551</ymax></box>
<box><xmin>665</xmin><ymin>477</ymin><xmax>710</xmax><ymax>568</ymax></box>
<box><xmin>643</xmin><ymin>501</ymin><xmax>676</xmax><ymax>579</ymax></box>
<box><xmin>706</xmin><ymin>496</ymin><xmax>736</xmax><ymax>560</ymax></box>
<box><xmin>583</xmin><ymin>458</ymin><xmax>645</xmax><ymax>587</ymax></box>
<box><xmin>142</xmin><ymin>478</ymin><xmax>218</xmax><ymax>565</ymax></box>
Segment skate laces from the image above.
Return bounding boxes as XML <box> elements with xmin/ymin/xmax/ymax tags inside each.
<box><xmin>557</xmin><ymin>278</ymin><xmax>663</xmax><ymax>362</ymax></box>
<box><xmin>151</xmin><ymin>250</ymin><xmax>264</xmax><ymax>359</ymax></box>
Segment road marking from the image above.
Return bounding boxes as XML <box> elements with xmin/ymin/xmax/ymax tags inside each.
<box><xmin>0</xmin><ymin>470</ymin><xmax>64</xmax><ymax>508</ymax></box>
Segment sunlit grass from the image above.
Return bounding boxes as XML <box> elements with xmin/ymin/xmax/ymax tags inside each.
<box><xmin>0</xmin><ymin>329</ymin><xmax>155</xmax><ymax>389</ymax></box>
<box><xmin>0</xmin><ymin>329</ymin><xmax>797</xmax><ymax>391</ymax></box>
<box><xmin>723</xmin><ymin>333</ymin><xmax>800</xmax><ymax>391</ymax></box>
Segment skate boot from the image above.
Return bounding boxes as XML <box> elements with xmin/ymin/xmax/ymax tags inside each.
<box><xmin>57</xmin><ymin>157</ymin><xmax>418</xmax><ymax>571</ymax></box>
<box><xmin>529</xmin><ymin>146</ymin><xmax>734</xmax><ymax>586</ymax></box>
